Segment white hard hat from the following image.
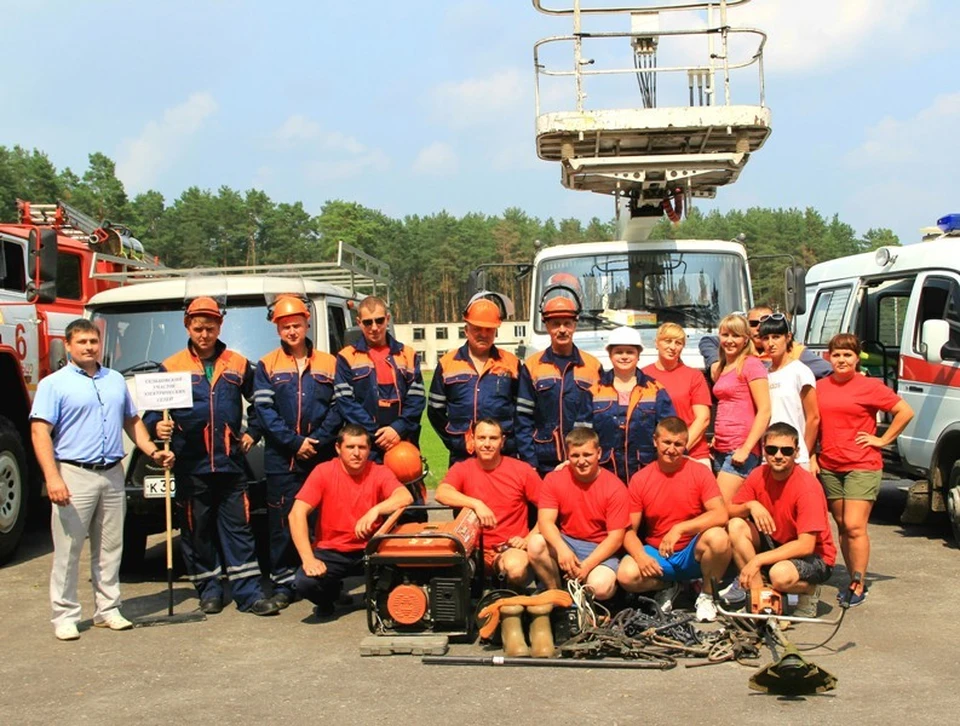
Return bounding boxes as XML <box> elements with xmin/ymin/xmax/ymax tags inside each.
<box><xmin>606</xmin><ymin>326</ymin><xmax>644</xmax><ymax>350</ymax></box>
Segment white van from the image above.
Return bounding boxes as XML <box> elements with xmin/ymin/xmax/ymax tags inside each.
<box><xmin>795</xmin><ymin>216</ymin><xmax>960</xmax><ymax>544</ymax></box>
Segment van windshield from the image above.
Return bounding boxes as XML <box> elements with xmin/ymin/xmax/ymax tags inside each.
<box><xmin>535</xmin><ymin>250</ymin><xmax>750</xmax><ymax>333</ymax></box>
<box><xmin>92</xmin><ymin>302</ymin><xmax>312</xmax><ymax>374</ymax></box>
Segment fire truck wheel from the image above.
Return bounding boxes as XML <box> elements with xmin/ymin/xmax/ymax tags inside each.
<box><xmin>0</xmin><ymin>419</ymin><xmax>28</xmax><ymax>565</ymax></box>
<box><xmin>946</xmin><ymin>460</ymin><xmax>960</xmax><ymax>547</ymax></box>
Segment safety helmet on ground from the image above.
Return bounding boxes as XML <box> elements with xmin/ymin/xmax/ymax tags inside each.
<box><xmin>271</xmin><ymin>295</ymin><xmax>311</xmax><ymax>322</ymax></box>
<box><xmin>463</xmin><ymin>298</ymin><xmax>502</xmax><ymax>329</ymax></box>
<box><xmin>541</xmin><ymin>295</ymin><xmax>580</xmax><ymax>321</ymax></box>
<box><xmin>185</xmin><ymin>296</ymin><xmax>223</xmax><ymax>321</ymax></box>
<box><xmin>383</xmin><ymin>442</ymin><xmax>425</xmax><ymax>484</ymax></box>
<box><xmin>606</xmin><ymin>326</ymin><xmax>644</xmax><ymax>351</ymax></box>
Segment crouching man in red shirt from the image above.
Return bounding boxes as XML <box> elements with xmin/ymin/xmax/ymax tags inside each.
<box><xmin>728</xmin><ymin>422</ymin><xmax>837</xmax><ymax>618</ymax></box>
<box><xmin>527</xmin><ymin>427</ymin><xmax>628</xmax><ymax>601</ymax></box>
<box><xmin>617</xmin><ymin>417</ymin><xmax>731</xmax><ymax>622</ymax></box>
<box><xmin>435</xmin><ymin>418</ymin><xmax>541</xmax><ymax>589</ymax></box>
<box><xmin>290</xmin><ymin>424</ymin><xmax>414</xmax><ymax>618</ymax></box>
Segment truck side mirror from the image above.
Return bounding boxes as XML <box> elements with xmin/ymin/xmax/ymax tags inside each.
<box><xmin>921</xmin><ymin>319</ymin><xmax>951</xmax><ymax>364</ymax></box>
<box><xmin>784</xmin><ymin>265</ymin><xmax>806</xmax><ymax>316</ymax></box>
<box><xmin>48</xmin><ymin>338</ymin><xmax>67</xmax><ymax>371</ymax></box>
<box><xmin>27</xmin><ymin>229</ymin><xmax>58</xmax><ymax>303</ymax></box>
<box><xmin>466</xmin><ymin>270</ymin><xmax>487</xmax><ymax>300</ymax></box>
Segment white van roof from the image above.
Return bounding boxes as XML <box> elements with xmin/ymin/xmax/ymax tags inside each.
<box><xmin>87</xmin><ymin>276</ymin><xmax>356</xmax><ymax>308</ymax></box>
<box><xmin>805</xmin><ymin>235</ymin><xmax>960</xmax><ymax>285</ymax></box>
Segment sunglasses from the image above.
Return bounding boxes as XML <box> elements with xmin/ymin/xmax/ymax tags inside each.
<box><xmin>360</xmin><ymin>316</ymin><xmax>387</xmax><ymax>327</ymax></box>
<box><xmin>764</xmin><ymin>445</ymin><xmax>796</xmax><ymax>457</ymax></box>
<box><xmin>750</xmin><ymin>312</ymin><xmax>787</xmax><ymax>328</ymax></box>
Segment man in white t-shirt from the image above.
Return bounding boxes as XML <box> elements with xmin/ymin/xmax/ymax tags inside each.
<box><xmin>760</xmin><ymin>316</ymin><xmax>819</xmax><ymax>468</ymax></box>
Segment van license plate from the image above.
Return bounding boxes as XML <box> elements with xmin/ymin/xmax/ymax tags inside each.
<box><xmin>143</xmin><ymin>475</ymin><xmax>176</xmax><ymax>499</ymax></box>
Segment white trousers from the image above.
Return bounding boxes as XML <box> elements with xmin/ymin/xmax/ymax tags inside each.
<box><xmin>49</xmin><ymin>463</ymin><xmax>125</xmax><ymax>627</ymax></box>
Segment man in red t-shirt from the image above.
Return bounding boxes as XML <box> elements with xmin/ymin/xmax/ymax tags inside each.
<box><xmin>290</xmin><ymin>424</ymin><xmax>413</xmax><ymax>618</ymax></box>
<box><xmin>435</xmin><ymin>419</ymin><xmax>541</xmax><ymax>588</ymax></box>
<box><xmin>618</xmin><ymin>417</ymin><xmax>730</xmax><ymax>622</ymax></box>
<box><xmin>728</xmin><ymin>422</ymin><xmax>837</xmax><ymax>618</ymax></box>
<box><xmin>527</xmin><ymin>428</ymin><xmax>628</xmax><ymax>601</ymax></box>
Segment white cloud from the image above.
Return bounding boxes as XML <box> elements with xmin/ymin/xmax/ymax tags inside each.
<box><xmin>305</xmin><ymin>149</ymin><xmax>390</xmax><ymax>183</ymax></box>
<box><xmin>847</xmin><ymin>91</ymin><xmax>960</xmax><ymax>166</ymax></box>
<box><xmin>271</xmin><ymin>114</ymin><xmax>390</xmax><ymax>182</ymax></box>
<box><xmin>429</xmin><ymin>69</ymin><xmax>527</xmax><ymax>129</ymax></box>
<box><xmin>412</xmin><ymin>142</ymin><xmax>459</xmax><ymax>176</ymax></box>
<box><xmin>729</xmin><ymin>0</ymin><xmax>930</xmax><ymax>73</ymax></box>
<box><xmin>116</xmin><ymin>92</ymin><xmax>218</xmax><ymax>191</ymax></box>
<box><xmin>843</xmin><ymin>92</ymin><xmax>960</xmax><ymax>241</ymax></box>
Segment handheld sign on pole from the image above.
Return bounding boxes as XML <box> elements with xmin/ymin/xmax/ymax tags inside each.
<box><xmin>132</xmin><ymin>373</ymin><xmax>205</xmax><ymax>626</ymax></box>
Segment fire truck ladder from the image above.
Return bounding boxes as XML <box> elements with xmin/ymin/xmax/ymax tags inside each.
<box><xmin>18</xmin><ymin>199</ymin><xmax>147</xmax><ymax>260</ymax></box>
<box><xmin>89</xmin><ymin>240</ymin><xmax>391</xmax><ymax>300</ymax></box>
<box><xmin>532</xmin><ymin>0</ymin><xmax>770</xmax><ymax>234</ymax></box>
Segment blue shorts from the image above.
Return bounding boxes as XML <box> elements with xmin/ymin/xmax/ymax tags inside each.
<box><xmin>712</xmin><ymin>451</ymin><xmax>760</xmax><ymax>478</ymax></box>
<box><xmin>642</xmin><ymin>534</ymin><xmax>702</xmax><ymax>582</ymax></box>
<box><xmin>560</xmin><ymin>534</ymin><xmax>620</xmax><ymax>573</ymax></box>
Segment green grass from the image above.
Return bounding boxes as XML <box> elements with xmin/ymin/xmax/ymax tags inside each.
<box><xmin>418</xmin><ymin>371</ymin><xmax>448</xmax><ymax>489</ymax></box>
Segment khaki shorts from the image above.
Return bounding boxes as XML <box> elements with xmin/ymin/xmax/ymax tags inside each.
<box><xmin>819</xmin><ymin>468</ymin><xmax>882</xmax><ymax>502</ymax></box>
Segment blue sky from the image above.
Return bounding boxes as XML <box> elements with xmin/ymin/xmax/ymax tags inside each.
<box><xmin>6</xmin><ymin>0</ymin><xmax>958</xmax><ymax>245</ymax></box>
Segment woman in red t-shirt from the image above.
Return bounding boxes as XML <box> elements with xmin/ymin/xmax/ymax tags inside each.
<box><xmin>709</xmin><ymin>314</ymin><xmax>771</xmax><ymax>503</ymax></box>
<box><xmin>814</xmin><ymin>334</ymin><xmax>913</xmax><ymax>605</ymax></box>
<box><xmin>642</xmin><ymin>322</ymin><xmax>712</xmax><ymax>466</ymax></box>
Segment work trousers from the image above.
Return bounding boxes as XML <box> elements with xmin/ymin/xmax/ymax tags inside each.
<box><xmin>293</xmin><ymin>549</ymin><xmax>365</xmax><ymax>606</ymax></box>
<box><xmin>50</xmin><ymin>463</ymin><xmax>125</xmax><ymax>628</ymax></box>
<box><xmin>266</xmin><ymin>472</ymin><xmax>306</xmax><ymax>597</ymax></box>
<box><xmin>176</xmin><ymin>472</ymin><xmax>264</xmax><ymax>610</ymax></box>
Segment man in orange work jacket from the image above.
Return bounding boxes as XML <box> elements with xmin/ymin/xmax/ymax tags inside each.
<box><xmin>144</xmin><ymin>297</ymin><xmax>280</xmax><ymax>617</ymax></box>
<box><xmin>253</xmin><ymin>296</ymin><xmax>341</xmax><ymax>610</ymax></box>
<box><xmin>334</xmin><ymin>296</ymin><xmax>426</xmax><ymax>465</ymax></box>
<box><xmin>515</xmin><ymin>293</ymin><xmax>601</xmax><ymax>476</ymax></box>
<box><xmin>428</xmin><ymin>297</ymin><xmax>522</xmax><ymax>466</ymax></box>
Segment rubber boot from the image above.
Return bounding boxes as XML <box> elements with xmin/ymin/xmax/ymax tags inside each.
<box><xmin>499</xmin><ymin>605</ymin><xmax>530</xmax><ymax>657</ymax></box>
<box><xmin>526</xmin><ymin>603</ymin><xmax>556</xmax><ymax>658</ymax></box>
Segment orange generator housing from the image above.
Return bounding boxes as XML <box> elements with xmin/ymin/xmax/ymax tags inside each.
<box><xmin>364</xmin><ymin>507</ymin><xmax>483</xmax><ymax>637</ymax></box>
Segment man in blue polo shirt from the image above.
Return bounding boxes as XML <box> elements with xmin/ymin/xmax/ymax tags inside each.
<box><xmin>30</xmin><ymin>318</ymin><xmax>175</xmax><ymax>641</ymax></box>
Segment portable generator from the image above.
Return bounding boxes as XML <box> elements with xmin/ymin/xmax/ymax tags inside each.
<box><xmin>365</xmin><ymin>506</ymin><xmax>483</xmax><ymax>638</ymax></box>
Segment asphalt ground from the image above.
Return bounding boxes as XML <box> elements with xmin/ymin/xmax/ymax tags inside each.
<box><xmin>2</xmin><ymin>482</ymin><xmax>958</xmax><ymax>726</ymax></box>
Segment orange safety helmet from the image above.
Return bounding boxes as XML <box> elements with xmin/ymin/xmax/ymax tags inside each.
<box><xmin>383</xmin><ymin>442</ymin><xmax>424</xmax><ymax>484</ymax></box>
<box><xmin>546</xmin><ymin>272</ymin><xmax>582</xmax><ymax>295</ymax></box>
<box><xmin>271</xmin><ymin>295</ymin><xmax>311</xmax><ymax>322</ymax></box>
<box><xmin>185</xmin><ymin>296</ymin><xmax>223</xmax><ymax>320</ymax></box>
<box><xmin>463</xmin><ymin>298</ymin><xmax>502</xmax><ymax>329</ymax></box>
<box><xmin>541</xmin><ymin>295</ymin><xmax>580</xmax><ymax>321</ymax></box>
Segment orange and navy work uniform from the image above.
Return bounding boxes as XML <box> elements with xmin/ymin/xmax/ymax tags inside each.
<box><xmin>143</xmin><ymin>340</ymin><xmax>257</xmax><ymax>476</ymax></box>
<box><xmin>591</xmin><ymin>368</ymin><xmax>676</xmax><ymax>483</ymax></box>
<box><xmin>142</xmin><ymin>339</ymin><xmax>266</xmax><ymax>610</ymax></box>
<box><xmin>427</xmin><ymin>343</ymin><xmax>522</xmax><ymax>464</ymax></box>
<box><xmin>334</xmin><ymin>333</ymin><xmax>425</xmax><ymax>459</ymax></box>
<box><xmin>253</xmin><ymin>339</ymin><xmax>341</xmax><ymax>475</ymax></box>
<box><xmin>515</xmin><ymin>346</ymin><xmax>601</xmax><ymax>474</ymax></box>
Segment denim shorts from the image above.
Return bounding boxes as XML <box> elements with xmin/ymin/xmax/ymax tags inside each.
<box><xmin>759</xmin><ymin>533</ymin><xmax>833</xmax><ymax>585</ymax></box>
<box><xmin>712</xmin><ymin>450</ymin><xmax>760</xmax><ymax>478</ymax></box>
<box><xmin>560</xmin><ymin>534</ymin><xmax>620</xmax><ymax>573</ymax></box>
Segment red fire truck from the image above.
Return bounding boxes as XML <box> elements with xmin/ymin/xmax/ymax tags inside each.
<box><xmin>0</xmin><ymin>200</ymin><xmax>155</xmax><ymax>563</ymax></box>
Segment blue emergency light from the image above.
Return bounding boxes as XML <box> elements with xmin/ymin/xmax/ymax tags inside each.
<box><xmin>937</xmin><ymin>213</ymin><xmax>960</xmax><ymax>233</ymax></box>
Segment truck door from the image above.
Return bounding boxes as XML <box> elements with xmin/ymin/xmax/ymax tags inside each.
<box><xmin>897</xmin><ymin>272</ymin><xmax>960</xmax><ymax>467</ymax></box>
<box><xmin>0</xmin><ymin>236</ymin><xmax>39</xmax><ymax>391</ymax></box>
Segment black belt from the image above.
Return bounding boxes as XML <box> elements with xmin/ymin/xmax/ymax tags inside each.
<box><xmin>60</xmin><ymin>459</ymin><xmax>121</xmax><ymax>471</ymax></box>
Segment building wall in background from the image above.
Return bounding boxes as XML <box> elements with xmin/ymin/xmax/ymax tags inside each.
<box><xmin>394</xmin><ymin>322</ymin><xmax>528</xmax><ymax>369</ymax></box>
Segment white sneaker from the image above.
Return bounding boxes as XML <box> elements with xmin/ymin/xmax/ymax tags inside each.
<box><xmin>652</xmin><ymin>582</ymin><xmax>680</xmax><ymax>614</ymax></box>
<box><xmin>94</xmin><ymin>611</ymin><xmax>133</xmax><ymax>631</ymax></box>
<box><xmin>719</xmin><ymin>579</ymin><xmax>747</xmax><ymax>605</ymax></box>
<box><xmin>54</xmin><ymin>623</ymin><xmax>80</xmax><ymax>641</ymax></box>
<box><xmin>695</xmin><ymin>593</ymin><xmax>718</xmax><ymax>622</ymax></box>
